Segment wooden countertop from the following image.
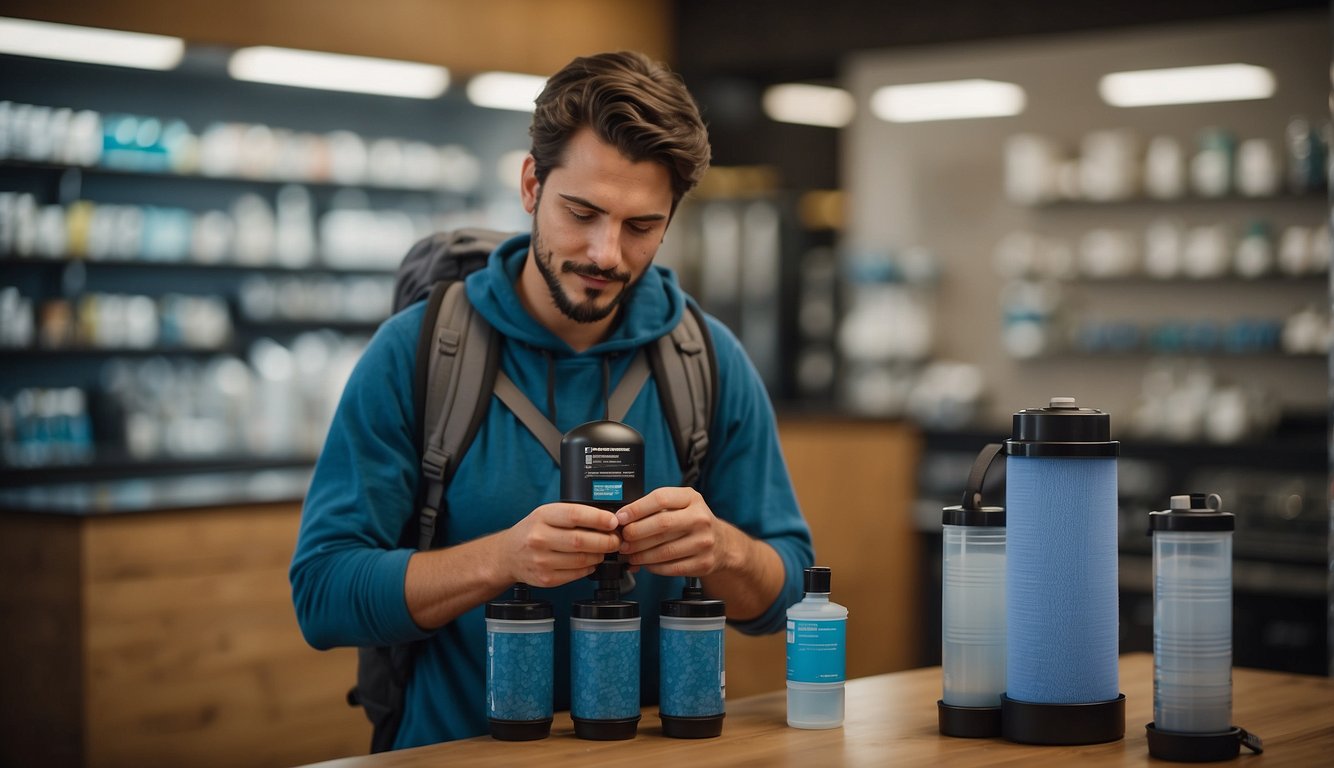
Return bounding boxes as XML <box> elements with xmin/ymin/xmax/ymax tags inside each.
<box><xmin>299</xmin><ymin>653</ymin><xmax>1332</xmax><ymax>767</ymax></box>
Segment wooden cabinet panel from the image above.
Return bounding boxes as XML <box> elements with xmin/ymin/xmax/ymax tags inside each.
<box><xmin>0</xmin><ymin>504</ymin><xmax>370</xmax><ymax>768</ymax></box>
<box><xmin>725</xmin><ymin>419</ymin><xmax>921</xmax><ymax>700</ymax></box>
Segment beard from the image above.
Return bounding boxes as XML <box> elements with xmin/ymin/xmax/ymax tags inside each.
<box><xmin>531</xmin><ymin>198</ymin><xmax>635</xmax><ymax>324</ymax></box>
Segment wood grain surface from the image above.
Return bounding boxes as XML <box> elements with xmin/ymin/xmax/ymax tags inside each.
<box><xmin>299</xmin><ymin>654</ymin><xmax>1334</xmax><ymax>768</ymax></box>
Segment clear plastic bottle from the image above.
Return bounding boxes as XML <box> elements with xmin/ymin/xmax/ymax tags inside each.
<box><xmin>1151</xmin><ymin>494</ymin><xmax>1233</xmax><ymax>733</ymax></box>
<box><xmin>786</xmin><ymin>566</ymin><xmax>847</xmax><ymax>729</ymax></box>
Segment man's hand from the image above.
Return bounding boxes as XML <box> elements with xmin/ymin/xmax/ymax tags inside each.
<box><xmin>615</xmin><ymin>487</ymin><xmax>734</xmax><ymax>577</ymax></box>
<box><xmin>497</xmin><ymin>503</ymin><xmax>622</xmax><ymax>588</ymax></box>
<box><xmin>616</xmin><ymin>486</ymin><xmax>786</xmax><ymax>621</ymax></box>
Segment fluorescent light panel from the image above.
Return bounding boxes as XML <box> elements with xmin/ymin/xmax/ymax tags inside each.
<box><xmin>229</xmin><ymin>46</ymin><xmax>448</xmax><ymax>99</ymax></box>
<box><xmin>763</xmin><ymin>83</ymin><xmax>854</xmax><ymax>127</ymax></box>
<box><xmin>871</xmin><ymin>79</ymin><xmax>1026</xmax><ymax>123</ymax></box>
<box><xmin>466</xmin><ymin>71</ymin><xmax>548</xmax><ymax>112</ymax></box>
<box><xmin>1099</xmin><ymin>63</ymin><xmax>1276</xmax><ymax>107</ymax></box>
<box><xmin>0</xmin><ymin>16</ymin><xmax>183</xmax><ymax>70</ymax></box>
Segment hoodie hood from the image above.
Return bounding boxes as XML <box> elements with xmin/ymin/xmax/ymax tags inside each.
<box><xmin>464</xmin><ymin>233</ymin><xmax>685</xmax><ymax>355</ymax></box>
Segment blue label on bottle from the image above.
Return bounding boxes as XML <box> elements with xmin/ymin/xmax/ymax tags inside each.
<box><xmin>592</xmin><ymin>480</ymin><xmax>623</xmax><ymax>501</ymax></box>
<box><xmin>786</xmin><ymin>618</ymin><xmax>846</xmax><ymax>683</ymax></box>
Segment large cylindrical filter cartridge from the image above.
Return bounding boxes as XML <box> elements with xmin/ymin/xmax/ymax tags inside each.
<box><xmin>938</xmin><ymin>443</ymin><xmax>1006</xmax><ymax>738</ymax></box>
<box><xmin>1002</xmin><ymin>397</ymin><xmax>1125</xmax><ymax>745</ymax></box>
<box><xmin>485</xmin><ymin>583</ymin><xmax>554</xmax><ymax>740</ymax></box>
<box><xmin>1145</xmin><ymin>493</ymin><xmax>1263</xmax><ymax>762</ymax></box>
<box><xmin>659</xmin><ymin>577</ymin><xmax>726</xmax><ymax>738</ymax></box>
<box><xmin>562</xmin><ymin>420</ymin><xmax>644</xmax><ymax>740</ymax></box>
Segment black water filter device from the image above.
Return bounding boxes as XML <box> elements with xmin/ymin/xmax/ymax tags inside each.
<box><xmin>562</xmin><ymin>420</ymin><xmax>644</xmax><ymax>740</ymax></box>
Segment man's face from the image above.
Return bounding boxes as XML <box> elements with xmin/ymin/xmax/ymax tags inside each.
<box><xmin>520</xmin><ymin>127</ymin><xmax>673</xmax><ymax>325</ymax></box>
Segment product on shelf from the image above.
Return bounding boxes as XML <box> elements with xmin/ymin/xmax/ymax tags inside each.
<box><xmin>1002</xmin><ymin>119</ymin><xmax>1330</xmax><ymax>205</ymax></box>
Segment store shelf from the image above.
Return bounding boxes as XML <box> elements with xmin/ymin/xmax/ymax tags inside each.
<box><xmin>1060</xmin><ymin>272</ymin><xmax>1328</xmax><ymax>285</ymax></box>
<box><xmin>0</xmin><ymin>255</ymin><xmax>395</xmax><ymax>276</ymax></box>
<box><xmin>0</xmin><ymin>450</ymin><xmax>315</xmax><ymax>493</ymax></box>
<box><xmin>0</xmin><ymin>157</ymin><xmax>472</xmax><ymax>196</ymax></box>
<box><xmin>1021</xmin><ymin>190</ymin><xmax>1328</xmax><ymax>210</ymax></box>
<box><xmin>1018</xmin><ymin>349</ymin><xmax>1324</xmax><ymax>360</ymax></box>
<box><xmin>2</xmin><ymin>345</ymin><xmax>239</xmax><ymax>359</ymax></box>
<box><xmin>237</xmin><ymin>319</ymin><xmax>382</xmax><ymax>334</ymax></box>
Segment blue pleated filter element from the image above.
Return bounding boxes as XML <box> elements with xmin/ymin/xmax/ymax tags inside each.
<box><xmin>1006</xmin><ymin>455</ymin><xmax>1119</xmax><ymax>703</ymax></box>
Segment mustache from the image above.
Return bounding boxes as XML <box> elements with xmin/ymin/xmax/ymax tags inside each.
<box><xmin>562</xmin><ymin>261</ymin><xmax>630</xmax><ymax>283</ymax></box>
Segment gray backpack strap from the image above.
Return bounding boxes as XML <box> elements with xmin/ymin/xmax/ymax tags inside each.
<box><xmin>492</xmin><ymin>370</ymin><xmax>563</xmax><ymax>465</ymax></box>
<box><xmin>647</xmin><ymin>302</ymin><xmax>716</xmax><ymax>487</ymax></box>
<box><xmin>493</xmin><ymin>349</ymin><xmax>649</xmax><ymax>465</ymax></box>
<box><xmin>417</xmin><ymin>280</ymin><xmax>497</xmax><ymax>550</ymax></box>
<box><xmin>606</xmin><ymin>349</ymin><xmax>651</xmax><ymax>422</ymax></box>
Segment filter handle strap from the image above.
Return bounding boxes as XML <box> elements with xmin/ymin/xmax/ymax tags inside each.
<box><xmin>1238</xmin><ymin>728</ymin><xmax>1264</xmax><ymax>754</ymax></box>
<box><xmin>962</xmin><ymin>443</ymin><xmax>1005</xmax><ymax>511</ymax></box>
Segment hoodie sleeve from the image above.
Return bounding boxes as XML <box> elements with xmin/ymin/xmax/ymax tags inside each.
<box><xmin>697</xmin><ymin>316</ymin><xmax>815</xmax><ymax>635</ymax></box>
<box><xmin>289</xmin><ymin>304</ymin><xmax>435</xmax><ymax>650</ymax></box>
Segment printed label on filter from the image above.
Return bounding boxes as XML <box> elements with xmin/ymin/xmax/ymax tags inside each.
<box><xmin>786</xmin><ymin>618</ymin><xmax>846</xmax><ymax>683</ymax></box>
<box><xmin>592</xmin><ymin>480</ymin><xmax>624</xmax><ymax>501</ymax></box>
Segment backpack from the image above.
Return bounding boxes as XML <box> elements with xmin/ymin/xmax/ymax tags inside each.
<box><xmin>347</xmin><ymin>227</ymin><xmax>717</xmax><ymax>752</ymax></box>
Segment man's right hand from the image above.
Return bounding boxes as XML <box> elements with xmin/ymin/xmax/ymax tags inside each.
<box><xmin>498</xmin><ymin>503</ymin><xmax>621</xmax><ymax>588</ymax></box>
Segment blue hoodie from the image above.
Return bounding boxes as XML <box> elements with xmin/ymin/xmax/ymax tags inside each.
<box><xmin>290</xmin><ymin>234</ymin><xmax>813</xmax><ymax>749</ymax></box>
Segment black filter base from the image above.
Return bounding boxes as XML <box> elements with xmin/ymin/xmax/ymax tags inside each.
<box><xmin>937</xmin><ymin>700</ymin><xmax>1003</xmax><ymax>738</ymax></box>
<box><xmin>1000</xmin><ymin>693</ymin><xmax>1125</xmax><ymax>745</ymax></box>
<box><xmin>573</xmin><ymin>714</ymin><xmax>641</xmax><ymax>740</ymax></box>
<box><xmin>488</xmin><ymin>717</ymin><xmax>553</xmax><ymax>741</ymax></box>
<box><xmin>1145</xmin><ymin>723</ymin><xmax>1243</xmax><ymax>762</ymax></box>
<box><xmin>661</xmin><ymin>712</ymin><xmax>725</xmax><ymax>738</ymax></box>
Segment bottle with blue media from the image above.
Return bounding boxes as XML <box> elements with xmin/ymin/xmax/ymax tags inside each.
<box><xmin>786</xmin><ymin>566</ymin><xmax>847</xmax><ymax>729</ymax></box>
<box><xmin>660</xmin><ymin>577</ymin><xmax>726</xmax><ymax>738</ymax></box>
<box><xmin>484</xmin><ymin>583</ymin><xmax>554</xmax><ymax>740</ymax></box>
<box><xmin>562</xmin><ymin>420</ymin><xmax>644</xmax><ymax>740</ymax></box>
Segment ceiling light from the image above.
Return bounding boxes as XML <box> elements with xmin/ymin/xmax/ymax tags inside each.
<box><xmin>762</xmin><ymin>83</ymin><xmax>855</xmax><ymax>128</ymax></box>
<box><xmin>228</xmin><ymin>46</ymin><xmax>448</xmax><ymax>99</ymax></box>
<box><xmin>466</xmin><ymin>72</ymin><xmax>548</xmax><ymax>112</ymax></box>
<box><xmin>1099</xmin><ymin>63</ymin><xmax>1276</xmax><ymax>107</ymax></box>
<box><xmin>871</xmin><ymin>79</ymin><xmax>1026</xmax><ymax>123</ymax></box>
<box><xmin>0</xmin><ymin>16</ymin><xmax>183</xmax><ymax>70</ymax></box>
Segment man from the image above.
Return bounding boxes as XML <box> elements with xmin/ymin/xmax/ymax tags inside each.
<box><xmin>290</xmin><ymin>51</ymin><xmax>813</xmax><ymax>750</ymax></box>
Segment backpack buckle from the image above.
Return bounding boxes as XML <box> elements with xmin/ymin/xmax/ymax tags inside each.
<box><xmin>687</xmin><ymin>429</ymin><xmax>709</xmax><ymax>464</ymax></box>
<box><xmin>421</xmin><ymin>446</ymin><xmax>449</xmax><ymax>481</ymax></box>
<box><xmin>437</xmin><ymin>328</ymin><xmax>461</xmax><ymax>354</ymax></box>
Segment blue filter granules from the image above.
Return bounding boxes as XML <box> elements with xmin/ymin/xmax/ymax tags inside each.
<box><xmin>571</xmin><ymin>625</ymin><xmax>640</xmax><ymax>720</ymax></box>
<box><xmin>487</xmin><ymin>628</ymin><xmax>554</xmax><ymax>722</ymax></box>
<box><xmin>661</xmin><ymin>625</ymin><xmax>724</xmax><ymax>717</ymax></box>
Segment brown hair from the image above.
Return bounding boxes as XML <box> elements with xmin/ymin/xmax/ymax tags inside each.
<box><xmin>529</xmin><ymin>51</ymin><xmax>711</xmax><ymax>209</ymax></box>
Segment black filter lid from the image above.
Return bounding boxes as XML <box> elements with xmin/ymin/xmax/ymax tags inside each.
<box><xmin>942</xmin><ymin>443</ymin><xmax>1006</xmax><ymax>527</ymax></box>
<box><xmin>804</xmin><ymin>566</ymin><xmax>832</xmax><ymax>594</ymax></box>
<box><xmin>661</xmin><ymin>577</ymin><xmax>726</xmax><ymax>617</ymax></box>
<box><xmin>486</xmin><ymin>583</ymin><xmax>554</xmax><ymax>620</ymax></box>
<box><xmin>572</xmin><ymin>598</ymin><xmax>640</xmax><ymax>619</ymax></box>
<box><xmin>1149</xmin><ymin>493</ymin><xmax>1235</xmax><ymax>533</ymax></box>
<box><xmin>1006</xmin><ymin>396</ymin><xmax>1119</xmax><ymax>458</ymax></box>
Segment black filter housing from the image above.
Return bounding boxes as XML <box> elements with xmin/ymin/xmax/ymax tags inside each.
<box><xmin>560</xmin><ymin>420</ymin><xmax>644</xmax><ymax>511</ymax></box>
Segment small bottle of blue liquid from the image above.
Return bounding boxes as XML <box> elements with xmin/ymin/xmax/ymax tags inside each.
<box><xmin>485</xmin><ymin>583</ymin><xmax>554</xmax><ymax>740</ymax></box>
<box><xmin>571</xmin><ymin>560</ymin><xmax>641</xmax><ymax>740</ymax></box>
<box><xmin>659</xmin><ymin>577</ymin><xmax>726</xmax><ymax>738</ymax></box>
<box><xmin>786</xmin><ymin>566</ymin><xmax>847</xmax><ymax>729</ymax></box>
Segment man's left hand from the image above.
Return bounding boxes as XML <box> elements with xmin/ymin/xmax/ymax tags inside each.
<box><xmin>615</xmin><ymin>486</ymin><xmax>736</xmax><ymax>577</ymax></box>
